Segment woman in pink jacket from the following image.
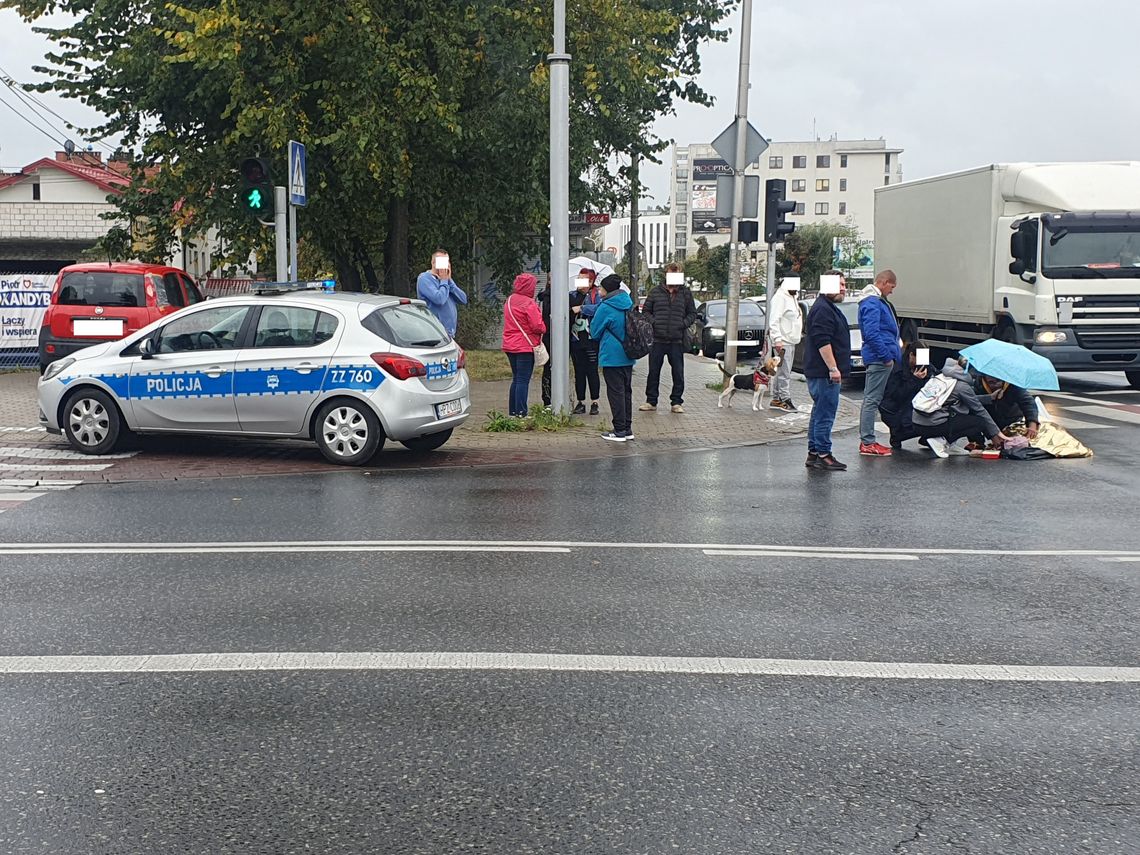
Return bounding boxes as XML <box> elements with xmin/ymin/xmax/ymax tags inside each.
<box><xmin>501</xmin><ymin>273</ymin><xmax>547</xmax><ymax>416</ymax></box>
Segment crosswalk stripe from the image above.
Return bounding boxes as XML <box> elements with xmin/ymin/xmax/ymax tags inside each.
<box><xmin>1067</xmin><ymin>405</ymin><xmax>1140</xmax><ymax>426</ymax></box>
<box><xmin>0</xmin><ymin>492</ymin><xmax>47</xmax><ymax>501</ymax></box>
<box><xmin>0</xmin><ymin>447</ymin><xmax>137</xmax><ymax>461</ymax></box>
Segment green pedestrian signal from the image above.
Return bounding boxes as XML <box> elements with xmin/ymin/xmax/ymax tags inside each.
<box><xmin>238</xmin><ymin>157</ymin><xmax>274</xmax><ymax>223</ymax></box>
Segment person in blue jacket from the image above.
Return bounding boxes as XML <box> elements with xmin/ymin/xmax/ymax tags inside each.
<box><xmin>589</xmin><ymin>274</ymin><xmax>636</xmax><ymax>443</ymax></box>
<box><xmin>416</xmin><ymin>250</ymin><xmax>468</xmax><ymax>337</ymax></box>
<box><xmin>857</xmin><ymin>269</ymin><xmax>902</xmax><ymax>457</ymax></box>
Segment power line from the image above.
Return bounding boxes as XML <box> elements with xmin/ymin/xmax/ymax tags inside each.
<box><xmin>0</xmin><ymin>64</ymin><xmax>118</xmax><ymax>154</ymax></box>
<box><xmin>0</xmin><ymin>88</ymin><xmax>66</xmax><ymax>147</ymax></box>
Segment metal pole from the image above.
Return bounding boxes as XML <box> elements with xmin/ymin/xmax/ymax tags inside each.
<box><xmin>274</xmin><ymin>186</ymin><xmax>288</xmax><ymax>282</ymax></box>
<box><xmin>766</xmin><ymin>241</ymin><xmax>776</xmax><ymax>295</ymax></box>
<box><xmin>549</xmin><ymin>0</ymin><xmax>571</xmax><ymax>413</ymax></box>
<box><xmin>629</xmin><ymin>152</ymin><xmax>639</xmax><ymax>300</ymax></box>
<box><xmin>724</xmin><ymin>0</ymin><xmax>752</xmax><ymax>374</ymax></box>
<box><xmin>289</xmin><ymin>202</ymin><xmax>298</xmax><ymax>282</ymax></box>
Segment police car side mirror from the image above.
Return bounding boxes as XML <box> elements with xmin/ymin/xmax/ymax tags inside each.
<box><xmin>139</xmin><ymin>337</ymin><xmax>155</xmax><ymax>359</ymax></box>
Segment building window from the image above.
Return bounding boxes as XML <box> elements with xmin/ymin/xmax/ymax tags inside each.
<box><xmin>769</xmin><ymin>156</ymin><xmax>783</xmax><ymax>169</ymax></box>
<box><xmin>885</xmin><ymin>153</ymin><xmax>891</xmax><ymax>172</ymax></box>
<box><xmin>676</xmin><ymin>235</ymin><xmax>688</xmax><ymax>248</ymax></box>
<box><xmin>32</xmin><ymin>182</ymin><xmax>41</xmax><ymax>201</ymax></box>
<box><xmin>791</xmin><ymin>179</ymin><xmax>806</xmax><ymax>192</ymax></box>
<box><xmin>816</xmin><ymin>155</ymin><xmax>831</xmax><ymax>168</ymax></box>
<box><xmin>676</xmin><ymin>181</ymin><xmax>687</xmax><ymax>195</ymax></box>
<box><xmin>675</xmin><ymin>214</ymin><xmax>688</xmax><ymax>225</ymax></box>
<box><xmin>816</xmin><ymin>179</ymin><xmax>830</xmax><ymax>192</ymax></box>
<box><xmin>815</xmin><ymin>202</ymin><xmax>829</xmax><ymax>215</ymax></box>
<box><xmin>677</xmin><ymin>152</ymin><xmax>688</xmax><ymax>162</ymax></box>
<box><xmin>839</xmin><ymin>202</ymin><xmax>847</xmax><ymax>215</ymax></box>
<box><xmin>884</xmin><ymin>176</ymin><xmax>890</xmax><ymax>186</ymax></box>
<box><xmin>839</xmin><ymin>179</ymin><xmax>847</xmax><ymax>192</ymax></box>
<box><xmin>792</xmin><ymin>156</ymin><xmax>807</xmax><ymax>169</ymax></box>
<box><xmin>676</xmin><ymin>169</ymin><xmax>688</xmax><ymax>179</ymax></box>
<box><xmin>840</xmin><ymin>155</ymin><xmax>848</xmax><ymax>168</ymax></box>
<box><xmin>793</xmin><ymin>202</ymin><xmax>805</xmax><ymax>215</ymax></box>
<box><xmin>675</xmin><ymin>199</ymin><xmax>687</xmax><ymax>211</ymax></box>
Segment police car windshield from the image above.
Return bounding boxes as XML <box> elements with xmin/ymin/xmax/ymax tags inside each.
<box><xmin>59</xmin><ymin>272</ymin><xmax>145</xmax><ymax>307</ymax></box>
<box><xmin>362</xmin><ymin>304</ymin><xmax>449</xmax><ymax>348</ymax></box>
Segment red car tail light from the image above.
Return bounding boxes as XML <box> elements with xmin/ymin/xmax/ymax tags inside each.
<box><xmin>457</xmin><ymin>347</ymin><xmax>466</xmax><ymax>369</ymax></box>
<box><xmin>371</xmin><ymin>353</ymin><xmax>427</xmax><ymax>380</ymax></box>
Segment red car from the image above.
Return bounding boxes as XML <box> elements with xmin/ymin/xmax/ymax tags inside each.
<box><xmin>38</xmin><ymin>263</ymin><xmax>204</xmax><ymax>371</ymax></box>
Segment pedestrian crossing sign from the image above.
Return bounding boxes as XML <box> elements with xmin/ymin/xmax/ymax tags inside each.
<box><xmin>288</xmin><ymin>140</ymin><xmax>307</xmax><ymax>207</ymax></box>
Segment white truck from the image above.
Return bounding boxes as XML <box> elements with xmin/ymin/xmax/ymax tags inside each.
<box><xmin>875</xmin><ymin>162</ymin><xmax>1140</xmax><ymax>389</ymax></box>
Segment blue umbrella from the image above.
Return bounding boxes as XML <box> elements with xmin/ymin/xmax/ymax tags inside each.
<box><xmin>959</xmin><ymin>339</ymin><xmax>1060</xmax><ymax>391</ymax></box>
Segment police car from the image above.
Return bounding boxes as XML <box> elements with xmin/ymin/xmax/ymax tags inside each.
<box><xmin>37</xmin><ymin>285</ymin><xmax>470</xmax><ymax>465</ymax></box>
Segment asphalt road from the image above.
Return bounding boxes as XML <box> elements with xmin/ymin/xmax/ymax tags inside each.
<box><xmin>0</xmin><ymin>371</ymin><xmax>1137</xmax><ymax>853</ymax></box>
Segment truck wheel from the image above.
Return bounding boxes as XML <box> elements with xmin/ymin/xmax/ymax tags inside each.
<box><xmin>994</xmin><ymin>320</ymin><xmax>1017</xmax><ymax>344</ymax></box>
<box><xmin>1126</xmin><ymin>370</ymin><xmax>1140</xmax><ymax>391</ymax></box>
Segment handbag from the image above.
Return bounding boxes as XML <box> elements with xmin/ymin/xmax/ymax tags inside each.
<box><xmin>506</xmin><ymin>297</ymin><xmax>549</xmax><ymax>367</ymax></box>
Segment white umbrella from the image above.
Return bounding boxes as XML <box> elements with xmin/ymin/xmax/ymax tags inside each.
<box><xmin>568</xmin><ymin>256</ymin><xmax>626</xmax><ymax>293</ymax></box>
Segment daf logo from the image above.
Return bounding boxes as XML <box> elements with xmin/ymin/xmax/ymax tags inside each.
<box><xmin>1057</xmin><ymin>296</ymin><xmax>1084</xmax><ymax>303</ymax></box>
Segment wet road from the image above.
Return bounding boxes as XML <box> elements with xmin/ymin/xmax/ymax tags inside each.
<box><xmin>0</xmin><ymin>372</ymin><xmax>1137</xmax><ymax>853</ymax></box>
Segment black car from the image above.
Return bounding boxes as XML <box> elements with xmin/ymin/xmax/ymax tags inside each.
<box><xmin>791</xmin><ymin>295</ymin><xmax>866</xmax><ymax>383</ymax></box>
<box><xmin>689</xmin><ymin>299</ymin><xmax>766</xmax><ymax>358</ymax></box>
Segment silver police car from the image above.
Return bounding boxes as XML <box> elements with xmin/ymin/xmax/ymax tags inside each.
<box><xmin>38</xmin><ymin>287</ymin><xmax>471</xmax><ymax>465</ymax></box>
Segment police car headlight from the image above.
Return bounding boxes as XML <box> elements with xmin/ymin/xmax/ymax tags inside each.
<box><xmin>42</xmin><ymin>358</ymin><xmax>75</xmax><ymax>382</ymax></box>
<box><xmin>1035</xmin><ymin>330</ymin><xmax>1067</xmax><ymax>344</ymax></box>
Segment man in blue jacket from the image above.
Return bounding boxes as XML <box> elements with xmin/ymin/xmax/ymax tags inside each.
<box><xmin>416</xmin><ymin>250</ymin><xmax>468</xmax><ymax>337</ymax></box>
<box><xmin>857</xmin><ymin>269</ymin><xmax>902</xmax><ymax>457</ymax></box>
<box><xmin>589</xmin><ymin>274</ymin><xmax>636</xmax><ymax>443</ymax></box>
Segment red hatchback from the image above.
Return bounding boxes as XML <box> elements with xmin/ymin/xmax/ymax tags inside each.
<box><xmin>38</xmin><ymin>263</ymin><xmax>204</xmax><ymax>371</ymax></box>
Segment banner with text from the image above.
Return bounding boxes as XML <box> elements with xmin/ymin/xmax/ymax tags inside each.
<box><xmin>1</xmin><ymin>273</ymin><xmax>54</xmax><ymax>360</ymax></box>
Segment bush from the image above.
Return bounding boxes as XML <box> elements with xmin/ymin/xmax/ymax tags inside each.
<box><xmin>455</xmin><ymin>297</ymin><xmax>503</xmax><ymax>351</ymax></box>
<box><xmin>483</xmin><ymin>406</ymin><xmax>583</xmax><ymax>433</ymax></box>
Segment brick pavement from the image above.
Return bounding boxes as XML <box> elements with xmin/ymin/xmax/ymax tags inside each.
<box><xmin>0</xmin><ymin>358</ymin><xmax>857</xmax><ymax>483</ymax></box>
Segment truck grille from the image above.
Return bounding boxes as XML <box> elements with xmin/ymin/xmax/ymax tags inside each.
<box><xmin>1060</xmin><ymin>294</ymin><xmax>1140</xmax><ymax>321</ymax></box>
<box><xmin>1074</xmin><ymin>330</ymin><xmax>1140</xmax><ymax>350</ymax></box>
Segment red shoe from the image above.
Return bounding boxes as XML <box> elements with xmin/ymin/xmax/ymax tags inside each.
<box><xmin>859</xmin><ymin>442</ymin><xmax>893</xmax><ymax>457</ymax></box>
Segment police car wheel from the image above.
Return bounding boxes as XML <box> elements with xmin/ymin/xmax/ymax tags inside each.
<box><xmin>315</xmin><ymin>399</ymin><xmax>383</xmax><ymax>465</ymax></box>
<box><xmin>400</xmin><ymin>429</ymin><xmax>453</xmax><ymax>452</ymax></box>
<box><xmin>63</xmin><ymin>388</ymin><xmax>122</xmax><ymax>455</ymax></box>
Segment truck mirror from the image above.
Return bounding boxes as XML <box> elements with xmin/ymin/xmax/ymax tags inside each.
<box><xmin>1010</xmin><ymin>232</ymin><xmax>1026</xmax><ymax>262</ymax></box>
<box><xmin>1009</xmin><ymin>258</ymin><xmax>1026</xmax><ymax>276</ymax></box>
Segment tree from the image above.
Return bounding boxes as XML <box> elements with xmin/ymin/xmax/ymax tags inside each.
<box><xmin>3</xmin><ymin>0</ymin><xmax>734</xmax><ymax>292</ymax></box>
<box><xmin>776</xmin><ymin>221</ymin><xmax>859</xmax><ymax>288</ymax></box>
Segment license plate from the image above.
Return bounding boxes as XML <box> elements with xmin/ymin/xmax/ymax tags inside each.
<box><xmin>73</xmin><ymin>319</ymin><xmax>125</xmax><ymax>336</ymax></box>
<box><xmin>435</xmin><ymin>399</ymin><xmax>462</xmax><ymax>419</ymax></box>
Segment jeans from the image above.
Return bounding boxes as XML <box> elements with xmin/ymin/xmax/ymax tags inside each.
<box><xmin>603</xmin><ymin>365</ymin><xmax>633</xmax><ymax>435</ymax></box>
<box><xmin>571</xmin><ymin>338</ymin><xmax>600</xmax><ymax>402</ymax></box>
<box><xmin>645</xmin><ymin>341</ymin><xmax>686</xmax><ymax>406</ymax></box>
<box><xmin>807</xmin><ymin>376</ymin><xmax>841</xmax><ymax>455</ymax></box>
<box><xmin>772</xmin><ymin>344</ymin><xmax>794</xmax><ymax>399</ymax></box>
<box><xmin>506</xmin><ymin>351</ymin><xmax>535</xmax><ymax>417</ymax></box>
<box><xmin>860</xmin><ymin>361</ymin><xmax>894</xmax><ymax>444</ymax></box>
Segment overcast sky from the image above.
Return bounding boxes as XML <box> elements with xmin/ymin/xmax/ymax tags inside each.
<box><xmin>2</xmin><ymin>1</ymin><xmax>1138</xmax><ymax>205</ymax></box>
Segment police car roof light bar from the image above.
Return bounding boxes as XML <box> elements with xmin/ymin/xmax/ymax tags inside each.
<box><xmin>252</xmin><ymin>279</ymin><xmax>337</xmax><ymax>295</ymax></box>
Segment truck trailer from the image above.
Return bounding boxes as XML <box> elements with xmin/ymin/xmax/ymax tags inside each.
<box><xmin>874</xmin><ymin>162</ymin><xmax>1140</xmax><ymax>389</ymax></box>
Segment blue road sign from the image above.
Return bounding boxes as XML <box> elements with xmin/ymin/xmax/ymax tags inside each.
<box><xmin>288</xmin><ymin>140</ymin><xmax>307</xmax><ymax>207</ymax></box>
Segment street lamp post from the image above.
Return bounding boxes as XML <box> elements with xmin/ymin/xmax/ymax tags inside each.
<box><xmin>548</xmin><ymin>0</ymin><xmax>571</xmax><ymax>413</ymax></box>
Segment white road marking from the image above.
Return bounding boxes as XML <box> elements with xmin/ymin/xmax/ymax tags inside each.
<box><xmin>0</xmin><ymin>426</ymin><xmax>47</xmax><ymax>432</ymax></box>
<box><xmin>1067</xmin><ymin>405</ymin><xmax>1140</xmax><ymax>426</ymax></box>
<box><xmin>0</xmin><ymin>492</ymin><xmax>47</xmax><ymax>501</ymax></box>
<box><xmin>0</xmin><ymin>447</ymin><xmax>137</xmax><ymax>460</ymax></box>
<box><xmin>0</xmin><ymin>463</ymin><xmax>113</xmax><ymax>471</ymax></box>
<box><xmin>0</xmin><ymin>479</ymin><xmax>84</xmax><ymax>488</ymax></box>
<box><xmin>0</xmin><ymin>651</ymin><xmax>1136</xmax><ymax>683</ymax></box>
<box><xmin>703</xmin><ymin>549</ymin><xmax>918</xmax><ymax>561</ymax></box>
<box><xmin>0</xmin><ymin>539</ymin><xmax>1137</xmax><ymax>559</ymax></box>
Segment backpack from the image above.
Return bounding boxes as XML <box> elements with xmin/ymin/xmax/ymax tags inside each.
<box><xmin>911</xmin><ymin>373</ymin><xmax>956</xmax><ymax>414</ymax></box>
<box><xmin>622</xmin><ymin>309</ymin><xmax>654</xmax><ymax>360</ymax></box>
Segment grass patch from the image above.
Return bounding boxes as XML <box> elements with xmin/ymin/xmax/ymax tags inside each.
<box><xmin>483</xmin><ymin>405</ymin><xmax>584</xmax><ymax>433</ymax></box>
<box><xmin>705</xmin><ymin>381</ymin><xmax>725</xmax><ymax>391</ymax></box>
<box><xmin>464</xmin><ymin>350</ymin><xmax>514</xmax><ymax>382</ymax></box>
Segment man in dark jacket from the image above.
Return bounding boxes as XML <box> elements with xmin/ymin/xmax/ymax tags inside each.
<box><xmin>973</xmin><ymin>373</ymin><xmax>1040</xmax><ymax>439</ymax></box>
<box><xmin>803</xmin><ymin>271</ymin><xmax>852</xmax><ymax>471</ymax></box>
<box><xmin>880</xmin><ymin>341</ymin><xmax>934</xmax><ymax>448</ymax></box>
<box><xmin>640</xmin><ymin>262</ymin><xmax>697</xmax><ymax>414</ymax></box>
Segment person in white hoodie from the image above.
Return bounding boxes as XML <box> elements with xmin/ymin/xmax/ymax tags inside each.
<box><xmin>766</xmin><ymin>277</ymin><xmax>803</xmax><ymax>411</ymax></box>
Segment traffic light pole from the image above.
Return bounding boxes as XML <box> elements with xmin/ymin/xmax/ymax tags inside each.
<box><xmin>549</xmin><ymin>0</ymin><xmax>571</xmax><ymax>414</ymax></box>
<box><xmin>724</xmin><ymin>0</ymin><xmax>752</xmax><ymax>375</ymax></box>
<box><xmin>766</xmin><ymin>241</ymin><xmax>776</xmax><ymax>295</ymax></box>
<box><xmin>274</xmin><ymin>186</ymin><xmax>288</xmax><ymax>282</ymax></box>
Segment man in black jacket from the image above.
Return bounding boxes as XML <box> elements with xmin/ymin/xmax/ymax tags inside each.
<box><xmin>803</xmin><ymin>271</ymin><xmax>852</xmax><ymax>471</ymax></box>
<box><xmin>640</xmin><ymin>262</ymin><xmax>697</xmax><ymax>413</ymax></box>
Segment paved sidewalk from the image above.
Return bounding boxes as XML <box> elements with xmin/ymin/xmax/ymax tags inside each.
<box><xmin>0</xmin><ymin>358</ymin><xmax>857</xmax><ymax>482</ymax></box>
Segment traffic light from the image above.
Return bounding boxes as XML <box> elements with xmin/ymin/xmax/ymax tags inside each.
<box><xmin>764</xmin><ymin>178</ymin><xmax>796</xmax><ymax>244</ymax></box>
<box><xmin>738</xmin><ymin>221</ymin><xmax>759</xmax><ymax>244</ymax></box>
<box><xmin>239</xmin><ymin>157</ymin><xmax>274</xmax><ymax>222</ymax></box>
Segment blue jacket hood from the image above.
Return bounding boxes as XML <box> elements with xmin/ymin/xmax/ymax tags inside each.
<box><xmin>604</xmin><ymin>290</ymin><xmax>633</xmax><ymax>311</ymax></box>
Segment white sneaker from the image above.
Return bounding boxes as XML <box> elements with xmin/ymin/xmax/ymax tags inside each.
<box><xmin>927</xmin><ymin>437</ymin><xmax>950</xmax><ymax>458</ymax></box>
<box><xmin>601</xmin><ymin>432</ymin><xmax>627</xmax><ymax>443</ymax></box>
<box><xmin>947</xmin><ymin>438</ymin><xmax>971</xmax><ymax>456</ymax></box>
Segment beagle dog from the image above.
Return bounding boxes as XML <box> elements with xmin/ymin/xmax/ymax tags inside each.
<box><xmin>717</xmin><ymin>355</ymin><xmax>781</xmax><ymax>411</ymax></box>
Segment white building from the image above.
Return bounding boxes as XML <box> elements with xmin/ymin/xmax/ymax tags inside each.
<box><xmin>670</xmin><ymin>137</ymin><xmax>903</xmax><ymax>258</ymax></box>
<box><xmin>597</xmin><ymin>209</ymin><xmax>673</xmax><ymax>271</ymax></box>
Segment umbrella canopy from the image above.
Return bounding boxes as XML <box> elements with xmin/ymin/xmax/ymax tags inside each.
<box><xmin>568</xmin><ymin>257</ymin><xmax>621</xmax><ymax>292</ymax></box>
<box><xmin>959</xmin><ymin>339</ymin><xmax>1060</xmax><ymax>391</ymax></box>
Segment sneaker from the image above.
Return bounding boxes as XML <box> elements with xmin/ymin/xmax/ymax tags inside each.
<box><xmin>860</xmin><ymin>442</ymin><xmax>893</xmax><ymax>457</ymax></box>
<box><xmin>619</xmin><ymin>431</ymin><xmax>635</xmax><ymax>441</ymax></box>
<box><xmin>805</xmin><ymin>452</ymin><xmax>819</xmax><ymax>468</ymax></box>
<box><xmin>812</xmin><ymin>453</ymin><xmax>848</xmax><ymax>471</ymax></box>
<box><xmin>572</xmin><ymin>402</ymin><xmax>586</xmax><ymax>415</ymax></box>
<box><xmin>770</xmin><ymin>398</ymin><xmax>796</xmax><ymax>412</ymax></box>
<box><xmin>601</xmin><ymin>432</ymin><xmax>627</xmax><ymax>443</ymax></box>
<box><xmin>889</xmin><ymin>434</ymin><xmax>903</xmax><ymax>450</ymax></box>
<box><xmin>638</xmin><ymin>402</ymin><xmax>657</xmax><ymax>411</ymax></box>
<box><xmin>947</xmin><ymin>438</ymin><xmax>971</xmax><ymax>456</ymax></box>
<box><xmin>927</xmin><ymin>437</ymin><xmax>950</xmax><ymax>458</ymax></box>
<box><xmin>671</xmin><ymin>404</ymin><xmax>684</xmax><ymax>413</ymax></box>
<box><xmin>589</xmin><ymin>402</ymin><xmax>599</xmax><ymax>416</ymax></box>
<box><xmin>918</xmin><ymin>437</ymin><xmax>930</xmax><ymax>448</ymax></box>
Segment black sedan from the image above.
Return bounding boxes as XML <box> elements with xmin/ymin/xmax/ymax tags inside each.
<box><xmin>688</xmin><ymin>299</ymin><xmax>766</xmax><ymax>358</ymax></box>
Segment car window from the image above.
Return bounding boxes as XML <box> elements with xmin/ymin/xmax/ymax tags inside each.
<box><xmin>157</xmin><ymin>306</ymin><xmax>250</xmax><ymax>353</ymax></box>
<box><xmin>157</xmin><ymin>273</ymin><xmax>186</xmax><ymax>308</ymax></box>
<box><xmin>253</xmin><ymin>306</ymin><xmax>339</xmax><ymax>348</ymax></box>
<box><xmin>181</xmin><ymin>274</ymin><xmax>204</xmax><ymax>305</ymax></box>
<box><xmin>58</xmin><ymin>272</ymin><xmax>146</xmax><ymax>308</ymax></box>
<box><xmin>705</xmin><ymin>302</ymin><xmax>764</xmax><ymax>323</ymax></box>
<box><xmin>362</xmin><ymin>304</ymin><xmax>448</xmax><ymax>348</ymax></box>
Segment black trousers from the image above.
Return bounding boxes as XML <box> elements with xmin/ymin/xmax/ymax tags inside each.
<box><xmin>603</xmin><ymin>365</ymin><xmax>633</xmax><ymax>434</ymax></box>
<box><xmin>541</xmin><ymin>332</ymin><xmax>552</xmax><ymax>406</ymax></box>
<box><xmin>645</xmin><ymin>341</ymin><xmax>685</xmax><ymax>406</ymax></box>
<box><xmin>918</xmin><ymin>414</ymin><xmax>991</xmax><ymax>443</ymax></box>
<box><xmin>571</xmin><ymin>339</ymin><xmax>600</xmax><ymax>402</ymax></box>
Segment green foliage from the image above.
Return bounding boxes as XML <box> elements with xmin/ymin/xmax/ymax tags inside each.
<box><xmin>483</xmin><ymin>405</ymin><xmax>583</xmax><ymax>433</ymax></box>
<box><xmin>3</xmin><ymin>0</ymin><xmax>734</xmax><ymax>289</ymax></box>
<box><xmin>453</xmin><ymin>298</ymin><xmax>502</xmax><ymax>352</ymax></box>
<box><xmin>777</xmin><ymin>221</ymin><xmax>859</xmax><ymax>289</ymax></box>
